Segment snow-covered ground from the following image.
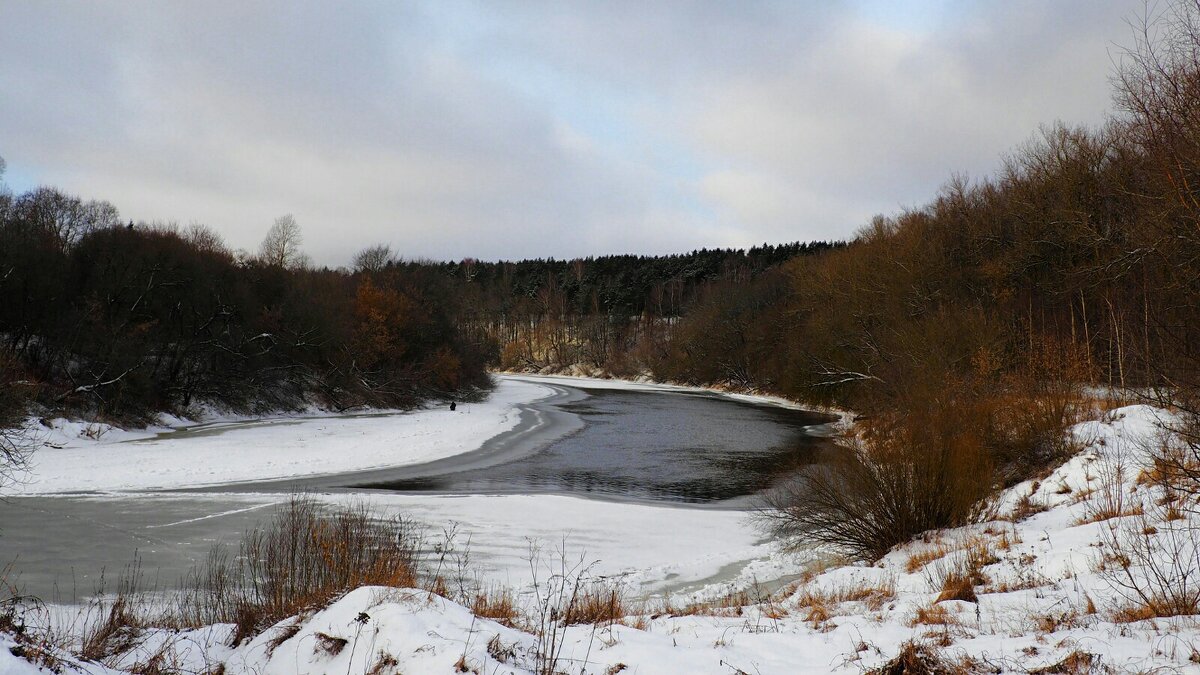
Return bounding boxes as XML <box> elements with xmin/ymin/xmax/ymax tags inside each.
<box><xmin>8</xmin><ymin>403</ymin><xmax>1200</xmax><ymax>674</ymax></box>
<box><xmin>12</xmin><ymin>377</ymin><xmax>551</xmax><ymax>494</ymax></box>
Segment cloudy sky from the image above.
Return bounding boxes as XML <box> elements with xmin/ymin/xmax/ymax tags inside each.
<box><xmin>0</xmin><ymin>1</ymin><xmax>1136</xmax><ymax>265</ymax></box>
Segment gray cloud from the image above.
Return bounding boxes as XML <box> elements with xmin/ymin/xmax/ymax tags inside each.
<box><xmin>0</xmin><ymin>1</ymin><xmax>1137</xmax><ymax>264</ymax></box>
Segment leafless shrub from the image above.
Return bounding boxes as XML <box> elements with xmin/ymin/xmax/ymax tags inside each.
<box><xmin>525</xmin><ymin>543</ymin><xmax>626</xmax><ymax>675</ymax></box>
<box><xmin>1143</xmin><ymin>409</ymin><xmax>1200</xmax><ymax>505</ymax></box>
<box><xmin>1099</xmin><ymin>503</ymin><xmax>1200</xmax><ymax>621</ymax></box>
<box><xmin>0</xmin><ymin>355</ymin><xmax>38</xmax><ymax>493</ymax></box>
<box><xmin>760</xmin><ymin>406</ymin><xmax>996</xmax><ymax>561</ymax></box>
<box><xmin>1077</xmin><ymin>443</ymin><xmax>1142</xmax><ymax>525</ymax></box>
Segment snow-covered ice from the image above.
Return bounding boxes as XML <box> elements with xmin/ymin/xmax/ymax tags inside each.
<box><xmin>13</xmin><ymin>377</ymin><xmax>553</xmax><ymax>494</ymax></box>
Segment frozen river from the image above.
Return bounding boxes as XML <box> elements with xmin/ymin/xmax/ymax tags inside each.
<box><xmin>0</xmin><ymin>375</ymin><xmax>835</xmax><ymax>601</ymax></box>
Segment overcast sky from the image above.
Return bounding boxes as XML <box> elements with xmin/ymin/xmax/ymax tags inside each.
<box><xmin>0</xmin><ymin>1</ymin><xmax>1137</xmax><ymax>265</ymax></box>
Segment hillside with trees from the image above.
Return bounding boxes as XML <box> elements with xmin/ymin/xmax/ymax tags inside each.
<box><xmin>341</xmin><ymin>1</ymin><xmax>1200</xmax><ymax>561</ymax></box>
<box><xmin>0</xmin><ymin>181</ymin><xmax>492</xmax><ymax>436</ymax></box>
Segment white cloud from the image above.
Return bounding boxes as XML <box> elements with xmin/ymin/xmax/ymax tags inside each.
<box><xmin>0</xmin><ymin>0</ymin><xmax>1136</xmax><ymax>264</ymax></box>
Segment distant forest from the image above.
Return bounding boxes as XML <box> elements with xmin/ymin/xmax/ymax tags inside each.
<box><xmin>0</xmin><ymin>177</ymin><xmax>837</xmax><ymax>427</ymax></box>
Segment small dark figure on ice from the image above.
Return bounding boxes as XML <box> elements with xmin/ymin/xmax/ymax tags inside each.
<box><xmin>449</xmin><ymin>401</ymin><xmax>456</xmax><ymax>411</ymax></box>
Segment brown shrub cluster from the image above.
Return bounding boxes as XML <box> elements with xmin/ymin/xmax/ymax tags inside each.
<box><xmin>175</xmin><ymin>495</ymin><xmax>421</xmax><ymax>642</ymax></box>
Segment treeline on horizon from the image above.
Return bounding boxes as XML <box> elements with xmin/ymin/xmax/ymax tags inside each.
<box><xmin>0</xmin><ymin>172</ymin><xmax>837</xmax><ymax>427</ymax></box>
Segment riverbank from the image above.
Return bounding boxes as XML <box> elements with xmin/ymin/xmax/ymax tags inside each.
<box><xmin>13</xmin><ymin>373</ymin><xmax>836</xmax><ymax>495</ymax></box>
<box><xmin>10</xmin><ymin>377</ymin><xmax>551</xmax><ymax>495</ymax></box>
<box><xmin>500</xmin><ymin>368</ymin><xmax>856</xmax><ymax>427</ymax></box>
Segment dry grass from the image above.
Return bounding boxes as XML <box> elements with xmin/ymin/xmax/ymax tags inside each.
<box><xmin>176</xmin><ymin>495</ymin><xmax>421</xmax><ymax>643</ymax></box>
<box><xmin>485</xmin><ymin>634</ymin><xmax>516</xmax><ymax>664</ymax></box>
<box><xmin>867</xmin><ymin>640</ymin><xmax>980</xmax><ymax>674</ymax></box>
<box><xmin>1026</xmin><ymin>650</ymin><xmax>1103</xmax><ymax>674</ymax></box>
<box><xmin>906</xmin><ymin>544</ymin><xmax>954</xmax><ymax>574</ymax></box>
<box><xmin>560</xmin><ymin>584</ymin><xmax>626</xmax><ymax>626</ymax></box>
<box><xmin>366</xmin><ymin>651</ymin><xmax>401</xmax><ymax>675</ymax></box>
<box><xmin>79</xmin><ymin>594</ymin><xmax>145</xmax><ymax>662</ymax></box>
<box><xmin>982</xmin><ymin>572</ymin><xmax>1051</xmax><ymax>594</ymax></box>
<box><xmin>313</xmin><ymin>631</ymin><xmax>348</xmax><ymax>656</ymax></box>
<box><xmin>795</xmin><ymin>579</ymin><xmax>897</xmax><ymax>613</ymax></box>
<box><xmin>1030</xmin><ymin>609</ymin><xmax>1082</xmax><ymax>634</ymax></box>
<box><xmin>909</xmin><ymin>537</ymin><xmax>996</xmax><ymax>606</ymax></box>
<box><xmin>935</xmin><ymin>575</ymin><xmax>978</xmax><ymax>604</ymax></box>
<box><xmin>658</xmin><ymin>581</ymin><xmax>790</xmax><ymax>619</ymax></box>
<box><xmin>1</xmin><ymin>594</ymin><xmax>64</xmax><ymax>673</ymax></box>
<box><xmin>1074</xmin><ymin>503</ymin><xmax>1144</xmax><ymax>526</ymax></box>
<box><xmin>1007</xmin><ymin>491</ymin><xmax>1050</xmax><ymax>521</ymax></box>
<box><xmin>263</xmin><ymin>618</ymin><xmax>304</xmax><ymax>657</ymax></box>
<box><xmin>469</xmin><ymin>585</ymin><xmax>519</xmax><ymax>627</ymax></box>
<box><xmin>909</xmin><ymin>604</ymin><xmax>960</xmax><ymax>627</ymax></box>
<box><xmin>787</xmin><ymin>578</ymin><xmax>898</xmax><ymax>630</ymax></box>
<box><xmin>662</xmin><ymin>588</ymin><xmax>753</xmax><ymax>617</ymax></box>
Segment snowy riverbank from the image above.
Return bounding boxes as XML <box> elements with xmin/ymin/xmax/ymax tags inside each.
<box><xmin>11</xmin><ymin>377</ymin><xmax>553</xmax><ymax>494</ymax></box>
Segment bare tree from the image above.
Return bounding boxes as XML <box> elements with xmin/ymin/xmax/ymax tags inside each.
<box><xmin>0</xmin><ymin>359</ymin><xmax>34</xmax><ymax>494</ymax></box>
<box><xmin>352</xmin><ymin>243</ymin><xmax>395</xmax><ymax>274</ymax></box>
<box><xmin>259</xmin><ymin>214</ymin><xmax>306</xmax><ymax>269</ymax></box>
<box><xmin>13</xmin><ymin>187</ymin><xmax>120</xmax><ymax>251</ymax></box>
<box><xmin>184</xmin><ymin>223</ymin><xmax>230</xmax><ymax>256</ymax></box>
<box><xmin>0</xmin><ymin>426</ymin><xmax>33</xmax><ymax>494</ymax></box>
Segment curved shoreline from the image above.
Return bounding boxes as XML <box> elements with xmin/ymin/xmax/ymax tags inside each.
<box><xmin>202</xmin><ymin>381</ymin><xmax>588</xmax><ymax>493</ymax></box>
<box><xmin>199</xmin><ymin>375</ymin><xmax>835</xmax><ymax>512</ymax></box>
